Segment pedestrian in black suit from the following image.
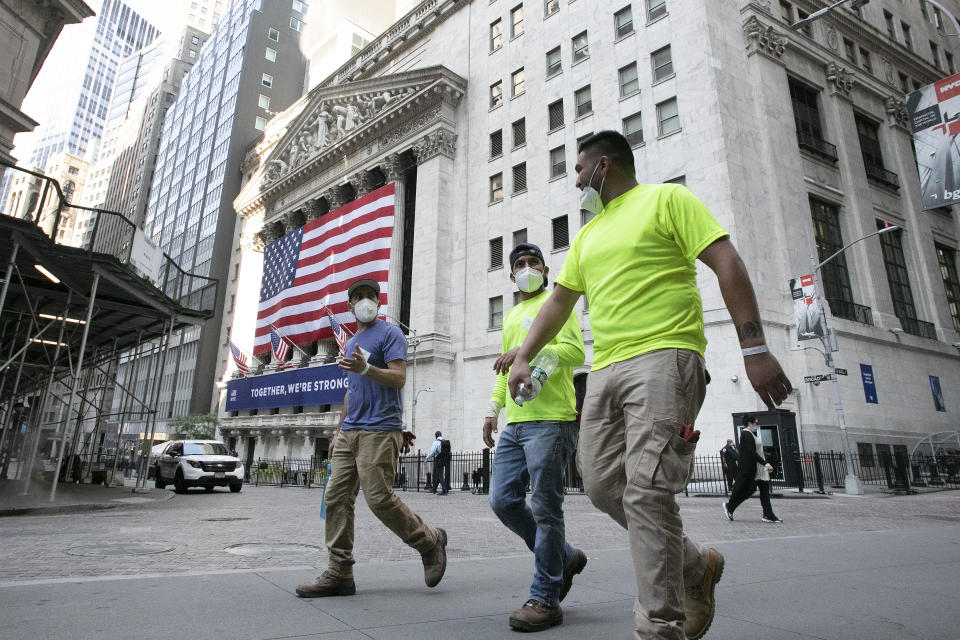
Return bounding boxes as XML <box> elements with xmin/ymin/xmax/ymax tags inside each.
<box><xmin>722</xmin><ymin>415</ymin><xmax>782</xmax><ymax>523</ymax></box>
<box><xmin>720</xmin><ymin>439</ymin><xmax>738</xmax><ymax>489</ymax></box>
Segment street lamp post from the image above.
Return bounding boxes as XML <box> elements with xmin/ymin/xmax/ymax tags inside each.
<box><xmin>413</xmin><ymin>387</ymin><xmax>435</xmax><ymax>438</ymax></box>
<box><xmin>808</xmin><ymin>225</ymin><xmax>900</xmax><ymax>496</ymax></box>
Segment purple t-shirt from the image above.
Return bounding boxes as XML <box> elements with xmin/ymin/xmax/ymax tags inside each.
<box><xmin>342</xmin><ymin>320</ymin><xmax>408</xmax><ymax>431</ymax></box>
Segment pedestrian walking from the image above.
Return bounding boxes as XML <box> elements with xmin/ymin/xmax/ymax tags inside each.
<box><xmin>505</xmin><ymin>131</ymin><xmax>793</xmax><ymax>639</ymax></box>
<box><xmin>722</xmin><ymin>416</ymin><xmax>782</xmax><ymax>524</ymax></box>
<box><xmin>484</xmin><ymin>242</ymin><xmax>588</xmax><ymax>632</ymax></box>
<box><xmin>296</xmin><ymin>278</ymin><xmax>447</xmax><ymax>598</ymax></box>
<box><xmin>425</xmin><ymin>431</ymin><xmax>451</xmax><ymax>495</ymax></box>
<box><xmin>720</xmin><ymin>439</ymin><xmax>739</xmax><ymax>489</ymax></box>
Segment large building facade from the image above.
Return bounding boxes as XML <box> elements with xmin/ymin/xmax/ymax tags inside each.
<box><xmin>221</xmin><ymin>0</ymin><xmax>960</xmax><ymax>466</ymax></box>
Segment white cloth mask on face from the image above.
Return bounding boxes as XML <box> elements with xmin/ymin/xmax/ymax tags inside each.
<box><xmin>353</xmin><ymin>298</ymin><xmax>379</xmax><ymax>323</ymax></box>
<box><xmin>514</xmin><ymin>267</ymin><xmax>544</xmax><ymax>293</ymax></box>
<box><xmin>579</xmin><ymin>159</ymin><xmax>606</xmax><ymax>216</ymax></box>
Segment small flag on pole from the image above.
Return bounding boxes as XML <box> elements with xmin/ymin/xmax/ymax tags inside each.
<box><xmin>229</xmin><ymin>340</ymin><xmax>250</xmax><ymax>375</ymax></box>
<box><xmin>324</xmin><ymin>306</ymin><xmax>350</xmax><ymax>357</ymax></box>
<box><xmin>270</xmin><ymin>326</ymin><xmax>293</xmax><ymax>368</ymax></box>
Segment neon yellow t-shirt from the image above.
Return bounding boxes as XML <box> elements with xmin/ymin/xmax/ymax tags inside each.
<box><xmin>490</xmin><ymin>289</ymin><xmax>585</xmax><ymax>424</ymax></box>
<box><xmin>556</xmin><ymin>183</ymin><xmax>728</xmax><ymax>371</ymax></box>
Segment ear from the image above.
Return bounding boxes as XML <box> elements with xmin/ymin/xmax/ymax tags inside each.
<box><xmin>509</xmin><ymin>270</ymin><xmax>517</xmax><ymax>284</ymax></box>
<box><xmin>541</xmin><ymin>265</ymin><xmax>549</xmax><ymax>279</ymax></box>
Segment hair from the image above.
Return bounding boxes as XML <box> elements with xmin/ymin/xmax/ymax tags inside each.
<box><xmin>435</xmin><ymin>431</ymin><xmax>442</xmax><ymax>438</ymax></box>
<box><xmin>577</xmin><ymin>130</ymin><xmax>635</xmax><ymax>176</ymax></box>
<box><xmin>742</xmin><ymin>415</ymin><xmax>757</xmax><ymax>426</ymax></box>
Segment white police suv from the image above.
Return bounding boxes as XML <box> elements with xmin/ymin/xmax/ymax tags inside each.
<box><xmin>154</xmin><ymin>440</ymin><xmax>243</xmax><ymax>493</ymax></box>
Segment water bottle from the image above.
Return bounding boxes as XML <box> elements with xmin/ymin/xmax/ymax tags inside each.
<box><xmin>514</xmin><ymin>348</ymin><xmax>559</xmax><ymax>406</ymax></box>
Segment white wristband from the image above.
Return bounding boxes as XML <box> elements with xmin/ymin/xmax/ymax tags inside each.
<box><xmin>360</xmin><ymin>362</ymin><xmax>370</xmax><ymax>376</ymax></box>
<box><xmin>741</xmin><ymin>345</ymin><xmax>769</xmax><ymax>357</ymax></box>
<box><xmin>485</xmin><ymin>401</ymin><xmax>503</xmax><ymax>419</ymax></box>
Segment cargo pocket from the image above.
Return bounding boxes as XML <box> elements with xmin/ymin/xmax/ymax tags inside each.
<box><xmin>631</xmin><ymin>419</ymin><xmax>697</xmax><ymax>493</ymax></box>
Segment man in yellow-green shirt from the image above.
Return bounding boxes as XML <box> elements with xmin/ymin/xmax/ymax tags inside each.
<box><xmin>507</xmin><ymin>131</ymin><xmax>792</xmax><ymax>640</ymax></box>
<box><xmin>484</xmin><ymin>242</ymin><xmax>587</xmax><ymax>633</ymax></box>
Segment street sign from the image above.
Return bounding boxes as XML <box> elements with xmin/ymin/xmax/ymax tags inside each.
<box><xmin>804</xmin><ymin>374</ymin><xmax>835</xmax><ymax>384</ymax></box>
<box><xmin>835</xmin><ymin>368</ymin><xmax>848</xmax><ymax>376</ymax></box>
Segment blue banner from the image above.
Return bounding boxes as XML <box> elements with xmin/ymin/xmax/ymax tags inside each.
<box><xmin>225</xmin><ymin>364</ymin><xmax>347</xmax><ymax>411</ymax></box>
<box><xmin>930</xmin><ymin>375</ymin><xmax>946</xmax><ymax>412</ymax></box>
<box><xmin>860</xmin><ymin>364</ymin><xmax>878</xmax><ymax>404</ymax></box>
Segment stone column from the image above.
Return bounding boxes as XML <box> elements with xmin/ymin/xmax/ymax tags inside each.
<box><xmin>382</xmin><ymin>153</ymin><xmax>407</xmax><ymax>318</ymax></box>
<box><xmin>325</xmin><ymin>186</ymin><xmax>346</xmax><ymax>211</ymax></box>
<box><xmin>353</xmin><ymin>170</ymin><xmax>373</xmax><ymax>197</ymax></box>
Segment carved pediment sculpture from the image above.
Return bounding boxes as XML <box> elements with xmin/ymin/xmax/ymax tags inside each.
<box><xmin>825</xmin><ymin>62</ymin><xmax>855</xmax><ymax>98</ymax></box>
<box><xmin>885</xmin><ymin>97</ymin><xmax>909</xmax><ymax>130</ymax></box>
<box><xmin>743</xmin><ymin>15</ymin><xmax>788</xmax><ymax>62</ymax></box>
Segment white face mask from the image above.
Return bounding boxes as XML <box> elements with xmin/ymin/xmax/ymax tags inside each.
<box><xmin>352</xmin><ymin>298</ymin><xmax>379</xmax><ymax>323</ymax></box>
<box><xmin>514</xmin><ymin>267</ymin><xmax>544</xmax><ymax>293</ymax></box>
<box><xmin>579</xmin><ymin>160</ymin><xmax>606</xmax><ymax>216</ymax></box>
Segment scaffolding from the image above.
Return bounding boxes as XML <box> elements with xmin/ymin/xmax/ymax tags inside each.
<box><xmin>0</xmin><ymin>161</ymin><xmax>218</xmax><ymax>500</ymax></box>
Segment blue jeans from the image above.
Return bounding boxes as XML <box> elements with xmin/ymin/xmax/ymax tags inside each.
<box><xmin>489</xmin><ymin>420</ymin><xmax>579</xmax><ymax>607</ymax></box>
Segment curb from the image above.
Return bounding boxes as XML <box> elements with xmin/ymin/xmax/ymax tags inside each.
<box><xmin>0</xmin><ymin>503</ymin><xmax>120</xmax><ymax>518</ymax></box>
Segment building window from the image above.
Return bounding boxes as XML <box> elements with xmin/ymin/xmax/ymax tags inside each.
<box><xmin>490</xmin><ymin>173</ymin><xmax>503</xmax><ymax>203</ymax></box>
<box><xmin>899</xmin><ymin>72</ymin><xmax>910</xmax><ymax>93</ymax></box>
<box><xmin>261</xmin><ymin>73</ymin><xmax>273</xmax><ymax>87</ymax></box>
<box><xmin>512</xmin><ymin>68</ymin><xmax>525</xmax><ymax>96</ymax></box>
<box><xmin>490</xmin><ymin>236</ymin><xmax>503</xmax><ymax>269</ymax></box>
<box><xmin>513</xmin><ymin>162</ymin><xmax>527</xmax><ymax>194</ymax></box>
<box><xmin>490</xmin><ymin>80</ymin><xmax>503</xmax><ymax>109</ymax></box>
<box><xmin>290</xmin><ymin>17</ymin><xmax>304</xmax><ymax>32</ymax></box>
<box><xmin>572</xmin><ymin>31</ymin><xmax>589</xmax><ymax>62</ymax></box>
<box><xmin>258</xmin><ymin>94</ymin><xmax>271</xmax><ymax>109</ymax></box>
<box><xmin>511</xmin><ymin>4</ymin><xmax>524</xmax><ymax>38</ymax></box>
<box><xmin>652</xmin><ymin>45</ymin><xmax>674</xmax><ymax>82</ymax></box>
<box><xmin>255</xmin><ymin>116</ymin><xmax>267</xmax><ymax>131</ymax></box>
<box><xmin>546</xmin><ymin>46</ymin><xmax>562</xmax><ymax>77</ymax></box>
<box><xmin>878</xmin><ymin>222</ymin><xmax>921</xmax><ymax>330</ymax></box>
<box><xmin>619</xmin><ymin>62</ymin><xmax>639</xmax><ymax>97</ymax></box>
<box><xmin>843</xmin><ymin>38</ymin><xmax>857</xmax><ymax>64</ymax></box>
<box><xmin>550</xmin><ymin>145</ymin><xmax>566</xmax><ymax>178</ymax></box>
<box><xmin>883</xmin><ymin>11</ymin><xmax>895</xmax><ymax>39</ymax></box>
<box><xmin>789</xmin><ymin>78</ymin><xmax>837</xmax><ymax>162</ymax></box>
<box><xmin>901</xmin><ymin>22</ymin><xmax>913</xmax><ymax>49</ymax></box>
<box><xmin>780</xmin><ymin>0</ymin><xmax>793</xmax><ymax>24</ymax></box>
<box><xmin>623</xmin><ymin>112</ymin><xmax>644</xmax><ymax>147</ymax></box>
<box><xmin>936</xmin><ymin>244</ymin><xmax>960</xmax><ymax>332</ymax></box>
<box><xmin>552</xmin><ymin>215</ymin><xmax>569</xmax><ymax>250</ymax></box>
<box><xmin>490</xmin><ymin>129</ymin><xmax>503</xmax><ymax>158</ymax></box>
<box><xmin>490</xmin><ymin>19</ymin><xmax>502</xmax><ymax>52</ymax></box>
<box><xmin>489</xmin><ymin>296</ymin><xmax>503</xmax><ymax>329</ymax></box>
<box><xmin>514</xmin><ymin>228</ymin><xmax>527</xmax><ymax>247</ymax></box>
<box><xmin>859</xmin><ymin>47</ymin><xmax>872</xmax><ymax>73</ymax></box>
<box><xmin>191</xmin><ymin>36</ymin><xmax>200</xmax><ymax>45</ymax></box>
<box><xmin>810</xmin><ymin>197</ymin><xmax>855</xmax><ymax>319</ymax></box>
<box><xmin>647</xmin><ymin>0</ymin><xmax>667</xmax><ymax>21</ymax></box>
<box><xmin>931</xmin><ymin>41</ymin><xmax>941</xmax><ymax>69</ymax></box>
<box><xmin>265</xmin><ymin>46</ymin><xmax>277</xmax><ymax>62</ymax></box>
<box><xmin>512</xmin><ymin>118</ymin><xmax>526</xmax><ymax>148</ymax></box>
<box><xmin>268</xmin><ymin>27</ymin><xmax>280</xmax><ymax>41</ymax></box>
<box><xmin>545</xmin><ymin>0</ymin><xmax>559</xmax><ymax>17</ymax></box>
<box><xmin>657</xmin><ymin>97</ymin><xmax>680</xmax><ymax>136</ymax></box>
<box><xmin>614</xmin><ymin>5</ymin><xmax>634</xmax><ymax>38</ymax></box>
<box><xmin>857</xmin><ymin>442</ymin><xmax>876</xmax><ymax>467</ymax></box>
<box><xmin>947</xmin><ymin>51</ymin><xmax>956</xmax><ymax>74</ymax></box>
<box><xmin>292</xmin><ymin>0</ymin><xmax>308</xmax><ymax>13</ymax></box>
<box><xmin>548</xmin><ymin>99</ymin><xmax>564</xmax><ymax>130</ymax></box>
<box><xmin>188</xmin><ymin>49</ymin><xmax>197</xmax><ymax>59</ymax></box>
<box><xmin>856</xmin><ymin>114</ymin><xmax>898</xmax><ymax>188</ymax></box>
<box><xmin>575</xmin><ymin>85</ymin><xmax>592</xmax><ymax>118</ymax></box>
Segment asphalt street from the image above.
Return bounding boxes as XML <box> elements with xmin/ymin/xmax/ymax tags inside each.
<box><xmin>0</xmin><ymin>483</ymin><xmax>959</xmax><ymax>639</ymax></box>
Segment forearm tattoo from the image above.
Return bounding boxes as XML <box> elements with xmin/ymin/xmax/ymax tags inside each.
<box><xmin>736</xmin><ymin>321</ymin><xmax>764</xmax><ymax>342</ymax></box>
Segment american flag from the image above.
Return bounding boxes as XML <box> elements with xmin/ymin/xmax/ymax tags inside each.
<box><xmin>229</xmin><ymin>340</ymin><xmax>250</xmax><ymax>375</ymax></box>
<box><xmin>270</xmin><ymin>326</ymin><xmax>293</xmax><ymax>367</ymax></box>
<box><xmin>254</xmin><ymin>184</ymin><xmax>395</xmax><ymax>355</ymax></box>
<box><xmin>324</xmin><ymin>306</ymin><xmax>350</xmax><ymax>357</ymax></box>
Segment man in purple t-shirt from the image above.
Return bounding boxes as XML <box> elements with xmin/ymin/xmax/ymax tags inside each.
<box><xmin>296</xmin><ymin>279</ymin><xmax>448</xmax><ymax>598</ymax></box>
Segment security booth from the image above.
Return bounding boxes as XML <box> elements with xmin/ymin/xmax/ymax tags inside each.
<box><xmin>731</xmin><ymin>410</ymin><xmax>800</xmax><ymax>486</ymax></box>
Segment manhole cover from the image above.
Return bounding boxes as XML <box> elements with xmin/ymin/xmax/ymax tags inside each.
<box><xmin>66</xmin><ymin>542</ymin><xmax>173</xmax><ymax>557</ymax></box>
<box><xmin>224</xmin><ymin>543</ymin><xmax>323</xmax><ymax>557</ymax></box>
<box><xmin>202</xmin><ymin>517</ymin><xmax>252</xmax><ymax>522</ymax></box>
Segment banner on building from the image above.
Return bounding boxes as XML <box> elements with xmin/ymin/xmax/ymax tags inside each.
<box><xmin>225</xmin><ymin>363</ymin><xmax>347</xmax><ymax>411</ymax></box>
<box><xmin>253</xmin><ymin>183</ymin><xmax>395</xmax><ymax>355</ymax></box>
<box><xmin>906</xmin><ymin>73</ymin><xmax>960</xmax><ymax>209</ymax></box>
<box><xmin>789</xmin><ymin>275</ymin><xmax>825</xmax><ymax>341</ymax></box>
<box><xmin>860</xmin><ymin>364</ymin><xmax>878</xmax><ymax>404</ymax></box>
<box><xmin>930</xmin><ymin>375</ymin><xmax>946</xmax><ymax>412</ymax></box>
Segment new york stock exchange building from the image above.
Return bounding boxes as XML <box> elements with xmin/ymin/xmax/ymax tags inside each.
<box><xmin>216</xmin><ymin>0</ymin><xmax>960</xmax><ymax>472</ymax></box>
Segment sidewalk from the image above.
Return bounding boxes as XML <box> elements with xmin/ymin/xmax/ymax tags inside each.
<box><xmin>0</xmin><ymin>523</ymin><xmax>957</xmax><ymax>639</ymax></box>
<box><xmin>0</xmin><ymin>478</ymin><xmax>173</xmax><ymax>516</ymax></box>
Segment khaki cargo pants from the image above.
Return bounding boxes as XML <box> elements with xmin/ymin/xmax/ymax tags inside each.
<box><xmin>324</xmin><ymin>429</ymin><xmax>440</xmax><ymax>576</ymax></box>
<box><xmin>578</xmin><ymin>349</ymin><xmax>709</xmax><ymax>640</ymax></box>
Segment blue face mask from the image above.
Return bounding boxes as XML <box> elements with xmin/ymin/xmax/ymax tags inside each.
<box><xmin>579</xmin><ymin>160</ymin><xmax>606</xmax><ymax>215</ymax></box>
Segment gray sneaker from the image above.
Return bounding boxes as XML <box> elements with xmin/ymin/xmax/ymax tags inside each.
<box><xmin>509</xmin><ymin>599</ymin><xmax>563</xmax><ymax>632</ymax></box>
<box><xmin>422</xmin><ymin>528</ymin><xmax>447</xmax><ymax>588</ymax></box>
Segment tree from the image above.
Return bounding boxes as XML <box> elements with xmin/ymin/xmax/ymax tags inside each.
<box><xmin>167</xmin><ymin>413</ymin><xmax>219</xmax><ymax>440</ymax></box>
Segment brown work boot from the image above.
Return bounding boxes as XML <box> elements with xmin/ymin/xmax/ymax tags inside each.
<box><xmin>295</xmin><ymin>570</ymin><xmax>356</xmax><ymax>597</ymax></box>
<box><xmin>509</xmin><ymin>599</ymin><xmax>563</xmax><ymax>632</ymax></box>
<box><xmin>683</xmin><ymin>547</ymin><xmax>725</xmax><ymax>640</ymax></box>
<box><xmin>558</xmin><ymin>548</ymin><xmax>587</xmax><ymax>602</ymax></box>
<box><xmin>422</xmin><ymin>528</ymin><xmax>447</xmax><ymax>588</ymax></box>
